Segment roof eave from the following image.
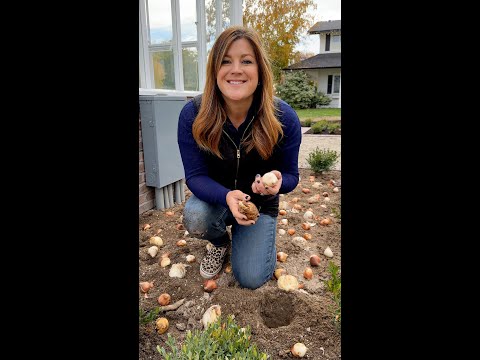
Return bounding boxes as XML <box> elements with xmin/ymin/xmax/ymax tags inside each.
<box><xmin>283</xmin><ymin>66</ymin><xmax>341</xmax><ymax>71</ymax></box>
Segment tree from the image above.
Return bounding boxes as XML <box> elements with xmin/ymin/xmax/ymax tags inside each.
<box><xmin>243</xmin><ymin>0</ymin><xmax>316</xmax><ymax>83</ymax></box>
<box><xmin>292</xmin><ymin>50</ymin><xmax>316</xmax><ymax>64</ymax></box>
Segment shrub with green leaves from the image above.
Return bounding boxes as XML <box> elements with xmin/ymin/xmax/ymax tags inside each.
<box><xmin>300</xmin><ymin>118</ymin><xmax>313</xmax><ymax>127</ymax></box>
<box><xmin>310</xmin><ymin>120</ymin><xmax>341</xmax><ymax>134</ymax></box>
<box><xmin>276</xmin><ymin>70</ymin><xmax>331</xmax><ymax>109</ymax></box>
<box><xmin>157</xmin><ymin>315</ymin><xmax>269</xmax><ymax>359</ymax></box>
<box><xmin>307</xmin><ymin>147</ymin><xmax>339</xmax><ymax>173</ymax></box>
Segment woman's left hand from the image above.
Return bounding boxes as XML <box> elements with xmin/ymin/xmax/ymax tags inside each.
<box><xmin>251</xmin><ymin>170</ymin><xmax>282</xmax><ymax>196</ymax></box>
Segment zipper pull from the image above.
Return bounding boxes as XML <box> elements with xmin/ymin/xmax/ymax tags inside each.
<box><xmin>237</xmin><ymin>149</ymin><xmax>240</xmax><ymax>159</ymax></box>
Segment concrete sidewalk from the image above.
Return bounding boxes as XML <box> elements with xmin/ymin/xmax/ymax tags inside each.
<box><xmin>298</xmin><ymin>127</ymin><xmax>341</xmax><ymax>170</ymax></box>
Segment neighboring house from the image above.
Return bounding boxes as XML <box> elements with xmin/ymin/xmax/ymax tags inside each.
<box><xmin>284</xmin><ymin>20</ymin><xmax>341</xmax><ymax>108</ymax></box>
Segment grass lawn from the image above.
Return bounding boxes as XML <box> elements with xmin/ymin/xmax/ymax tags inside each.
<box><xmin>295</xmin><ymin>108</ymin><xmax>341</xmax><ymax>120</ymax></box>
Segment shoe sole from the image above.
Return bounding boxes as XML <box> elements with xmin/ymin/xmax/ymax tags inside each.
<box><xmin>199</xmin><ymin>264</ymin><xmax>223</xmax><ymax>279</ymax></box>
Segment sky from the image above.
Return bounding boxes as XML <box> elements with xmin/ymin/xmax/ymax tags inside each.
<box><xmin>147</xmin><ymin>0</ymin><xmax>341</xmax><ymax>54</ymax></box>
<box><xmin>295</xmin><ymin>0</ymin><xmax>341</xmax><ymax>54</ymax></box>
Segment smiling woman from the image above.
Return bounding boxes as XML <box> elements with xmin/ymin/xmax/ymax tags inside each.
<box><xmin>177</xmin><ymin>25</ymin><xmax>302</xmax><ymax>289</ymax></box>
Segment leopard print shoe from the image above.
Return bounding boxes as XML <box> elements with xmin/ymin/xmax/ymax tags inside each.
<box><xmin>200</xmin><ymin>244</ymin><xmax>229</xmax><ymax>279</ymax></box>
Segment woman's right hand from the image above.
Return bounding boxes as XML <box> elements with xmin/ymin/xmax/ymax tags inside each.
<box><xmin>226</xmin><ymin>190</ymin><xmax>256</xmax><ymax>226</ymax></box>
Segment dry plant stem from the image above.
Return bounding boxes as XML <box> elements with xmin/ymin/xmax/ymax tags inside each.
<box><xmin>159</xmin><ymin>298</ymin><xmax>185</xmax><ymax>312</ymax></box>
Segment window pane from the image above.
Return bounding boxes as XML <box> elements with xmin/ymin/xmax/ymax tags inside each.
<box><xmin>151</xmin><ymin>50</ymin><xmax>175</xmax><ymax>90</ymax></box>
<box><xmin>222</xmin><ymin>0</ymin><xmax>231</xmax><ymax>30</ymax></box>
<box><xmin>206</xmin><ymin>0</ymin><xmax>216</xmax><ymax>54</ymax></box>
<box><xmin>148</xmin><ymin>0</ymin><xmax>173</xmax><ymax>45</ymax></box>
<box><xmin>332</xmin><ymin>35</ymin><xmax>341</xmax><ymax>43</ymax></box>
<box><xmin>333</xmin><ymin>76</ymin><xmax>340</xmax><ymax>94</ymax></box>
<box><xmin>180</xmin><ymin>0</ymin><xmax>197</xmax><ymax>41</ymax></box>
<box><xmin>183</xmin><ymin>47</ymin><xmax>199</xmax><ymax>91</ymax></box>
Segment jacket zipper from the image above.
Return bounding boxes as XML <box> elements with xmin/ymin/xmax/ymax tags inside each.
<box><xmin>222</xmin><ymin>115</ymin><xmax>255</xmax><ymax>189</ymax></box>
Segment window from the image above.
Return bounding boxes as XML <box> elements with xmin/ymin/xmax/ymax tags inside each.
<box><xmin>333</xmin><ymin>75</ymin><xmax>340</xmax><ymax>93</ymax></box>
<box><xmin>139</xmin><ymin>0</ymin><xmax>243</xmax><ymax>91</ymax></box>
<box><xmin>332</xmin><ymin>35</ymin><xmax>341</xmax><ymax>44</ymax></box>
<box><xmin>325</xmin><ymin>34</ymin><xmax>330</xmax><ymax>51</ymax></box>
<box><xmin>327</xmin><ymin>75</ymin><xmax>341</xmax><ymax>94</ymax></box>
<box><xmin>145</xmin><ymin>0</ymin><xmax>197</xmax><ymax>91</ymax></box>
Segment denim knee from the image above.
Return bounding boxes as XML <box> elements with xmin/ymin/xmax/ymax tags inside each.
<box><xmin>182</xmin><ymin>195</ymin><xmax>228</xmax><ymax>240</ymax></box>
<box><xmin>234</xmin><ymin>269</ymin><xmax>272</xmax><ymax>290</ymax></box>
<box><xmin>230</xmin><ymin>214</ymin><xmax>277</xmax><ymax>289</ymax></box>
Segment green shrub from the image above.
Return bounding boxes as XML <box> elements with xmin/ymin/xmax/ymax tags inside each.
<box><xmin>310</xmin><ymin>91</ymin><xmax>332</xmax><ymax>107</ymax></box>
<box><xmin>157</xmin><ymin>315</ymin><xmax>269</xmax><ymax>359</ymax></box>
<box><xmin>276</xmin><ymin>70</ymin><xmax>331</xmax><ymax>109</ymax></box>
<box><xmin>300</xmin><ymin>118</ymin><xmax>313</xmax><ymax>127</ymax></box>
<box><xmin>311</xmin><ymin>120</ymin><xmax>341</xmax><ymax>134</ymax></box>
<box><xmin>306</xmin><ymin>147</ymin><xmax>339</xmax><ymax>173</ymax></box>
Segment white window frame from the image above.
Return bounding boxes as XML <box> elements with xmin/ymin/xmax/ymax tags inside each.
<box><xmin>333</xmin><ymin>75</ymin><xmax>341</xmax><ymax>94</ymax></box>
<box><xmin>139</xmin><ymin>0</ymin><xmax>243</xmax><ymax>92</ymax></box>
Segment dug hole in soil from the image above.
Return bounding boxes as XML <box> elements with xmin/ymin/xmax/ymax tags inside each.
<box><xmin>139</xmin><ymin>168</ymin><xmax>341</xmax><ymax>359</ymax></box>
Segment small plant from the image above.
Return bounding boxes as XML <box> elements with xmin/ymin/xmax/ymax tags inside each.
<box><xmin>306</xmin><ymin>147</ymin><xmax>339</xmax><ymax>173</ymax></box>
<box><xmin>331</xmin><ymin>207</ymin><xmax>341</xmax><ymax>219</ymax></box>
<box><xmin>324</xmin><ymin>261</ymin><xmax>341</xmax><ymax>330</ymax></box>
<box><xmin>139</xmin><ymin>307</ymin><xmax>161</xmax><ymax>325</ymax></box>
<box><xmin>157</xmin><ymin>315</ymin><xmax>269</xmax><ymax>359</ymax></box>
<box><xmin>300</xmin><ymin>118</ymin><xmax>313</xmax><ymax>127</ymax></box>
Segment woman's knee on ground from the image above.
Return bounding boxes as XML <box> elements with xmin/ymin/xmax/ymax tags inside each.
<box><xmin>234</xmin><ymin>267</ymin><xmax>271</xmax><ymax>290</ymax></box>
<box><xmin>182</xmin><ymin>197</ymin><xmax>226</xmax><ymax>239</ymax></box>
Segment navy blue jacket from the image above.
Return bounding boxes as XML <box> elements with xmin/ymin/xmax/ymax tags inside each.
<box><xmin>177</xmin><ymin>95</ymin><xmax>301</xmax><ymax>217</ymax></box>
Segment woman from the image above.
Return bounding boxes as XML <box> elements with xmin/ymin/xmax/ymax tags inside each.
<box><xmin>178</xmin><ymin>26</ymin><xmax>301</xmax><ymax>289</ymax></box>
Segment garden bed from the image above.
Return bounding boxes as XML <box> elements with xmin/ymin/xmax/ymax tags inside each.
<box><xmin>139</xmin><ymin>168</ymin><xmax>341</xmax><ymax>359</ymax></box>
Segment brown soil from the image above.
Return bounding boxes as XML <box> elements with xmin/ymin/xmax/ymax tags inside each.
<box><xmin>139</xmin><ymin>168</ymin><xmax>341</xmax><ymax>359</ymax></box>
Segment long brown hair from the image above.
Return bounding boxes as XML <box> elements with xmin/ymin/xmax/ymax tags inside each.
<box><xmin>192</xmin><ymin>26</ymin><xmax>283</xmax><ymax>160</ymax></box>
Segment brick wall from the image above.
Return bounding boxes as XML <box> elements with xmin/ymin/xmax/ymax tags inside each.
<box><xmin>139</xmin><ymin>113</ymin><xmax>155</xmax><ymax>214</ymax></box>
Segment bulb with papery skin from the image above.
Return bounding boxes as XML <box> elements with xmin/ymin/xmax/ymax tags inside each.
<box><xmin>158</xmin><ymin>293</ymin><xmax>171</xmax><ymax>306</ymax></box>
<box><xmin>203</xmin><ymin>279</ymin><xmax>217</xmax><ymax>292</ymax></box>
<box><xmin>274</xmin><ymin>268</ymin><xmax>286</xmax><ymax>279</ymax></box>
<box><xmin>324</xmin><ymin>247</ymin><xmax>334</xmax><ymax>258</ymax></box>
<box><xmin>156</xmin><ymin>318</ymin><xmax>169</xmax><ymax>334</ymax></box>
<box><xmin>262</xmin><ymin>172</ymin><xmax>278</xmax><ymax>187</ymax></box>
<box><xmin>277</xmin><ymin>274</ymin><xmax>299</xmax><ymax>291</ymax></box>
<box><xmin>160</xmin><ymin>257</ymin><xmax>171</xmax><ymax>267</ymax></box>
<box><xmin>139</xmin><ymin>281</ymin><xmax>154</xmax><ymax>293</ymax></box>
<box><xmin>303</xmin><ymin>268</ymin><xmax>313</xmax><ymax>279</ymax></box>
<box><xmin>291</xmin><ymin>343</ymin><xmax>307</xmax><ymax>357</ymax></box>
<box><xmin>202</xmin><ymin>305</ymin><xmax>221</xmax><ymax>329</ymax></box>
<box><xmin>238</xmin><ymin>201</ymin><xmax>259</xmax><ymax>220</ymax></box>
<box><xmin>310</xmin><ymin>254</ymin><xmax>321</xmax><ymax>266</ymax></box>
<box><xmin>147</xmin><ymin>246</ymin><xmax>159</xmax><ymax>258</ymax></box>
<box><xmin>149</xmin><ymin>236</ymin><xmax>163</xmax><ymax>246</ymax></box>
<box><xmin>277</xmin><ymin>252</ymin><xmax>288</xmax><ymax>262</ymax></box>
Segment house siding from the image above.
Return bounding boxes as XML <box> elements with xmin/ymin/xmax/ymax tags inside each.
<box><xmin>319</xmin><ymin>33</ymin><xmax>341</xmax><ymax>54</ymax></box>
<box><xmin>305</xmin><ymin>68</ymin><xmax>341</xmax><ymax>108</ymax></box>
<box><xmin>139</xmin><ymin>113</ymin><xmax>156</xmax><ymax>214</ymax></box>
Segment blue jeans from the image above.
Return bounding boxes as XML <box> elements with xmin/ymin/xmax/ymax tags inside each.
<box><xmin>183</xmin><ymin>194</ymin><xmax>277</xmax><ymax>289</ymax></box>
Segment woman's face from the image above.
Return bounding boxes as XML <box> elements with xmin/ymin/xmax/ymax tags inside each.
<box><xmin>216</xmin><ymin>38</ymin><xmax>259</xmax><ymax>106</ymax></box>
